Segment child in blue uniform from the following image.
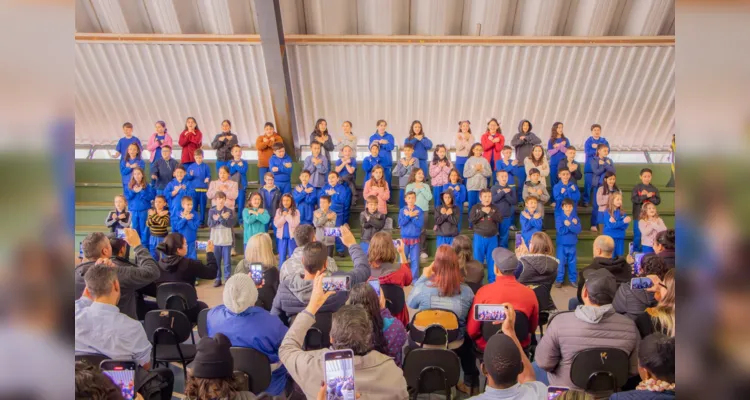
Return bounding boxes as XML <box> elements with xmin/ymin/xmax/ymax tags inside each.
<box><xmin>260</xmin><ymin>173</ymin><xmax>282</xmax><ymax>234</ymax></box>
<box><xmin>557</xmin><ymin>146</ymin><xmax>583</xmax><ymax>188</ymax></box>
<box><xmin>490</xmin><ymin>169</ymin><xmax>517</xmax><ymax>249</ymax></box>
<box><xmin>369</xmin><ymin>119</ymin><xmax>395</xmax><ymax>180</ymax></box>
<box><xmin>404</xmin><ymin>120</ymin><xmax>433</xmax><ymax>179</ymax></box>
<box><xmin>589</xmin><ymin>144</ymin><xmax>615</xmax><ymax>231</ymax></box>
<box><xmin>187</xmin><ymin>149</ymin><xmax>211</xmax><ymax>227</ymax></box>
<box><xmin>113</xmin><ymin>122</ymin><xmax>142</xmax><ymax>160</ymax></box>
<box><xmin>552</xmin><ymin>168</ymin><xmax>580</xmax><ymax>218</ymax></box>
<box><xmin>363</xmin><ymin>142</ymin><xmax>385</xmax><ymax>182</ymax></box>
<box><xmin>119</xmin><ymin>143</ymin><xmax>145</xmax><ymax>192</ymax></box>
<box><xmin>442</xmin><ymin>169</ymin><xmax>467</xmax><ymax>230</ymax></box>
<box><xmin>321</xmin><ymin>171</ymin><xmax>352</xmax><ymax>256</ymax></box>
<box><xmin>124</xmin><ymin>167</ymin><xmax>155</xmax><ymax>244</ymax></box>
<box><xmin>164</xmin><ymin>166</ymin><xmax>195</xmax><ymax>231</ymax></box>
<box><xmin>175</xmin><ymin>196</ymin><xmax>200</xmax><ymax>259</ymax></box>
<box><xmin>151</xmin><ymin>146</ymin><xmax>179</xmax><ymax>196</ymax></box>
<box><xmin>304</xmin><ymin>141</ymin><xmax>329</xmax><ymax>192</ymax></box>
<box><xmin>519</xmin><ymin>196</ymin><xmax>543</xmax><ymax>247</ymax></box>
<box><xmin>273</xmin><ymin>194</ymin><xmax>300</xmax><ymax>264</ymax></box>
<box><xmin>583</xmin><ymin>124</ymin><xmax>608</xmax><ymax>206</ymax></box>
<box><xmin>603</xmin><ymin>192</ymin><xmax>631</xmax><ymax>257</ymax></box>
<box><xmin>228</xmin><ymin>145</ymin><xmax>248</xmax><ymax>223</ymax></box>
<box><xmin>335</xmin><ymin>145</ymin><xmax>358</xmax><ymax>208</ymax></box>
<box><xmin>293</xmin><ymin>170</ymin><xmax>317</xmax><ymax>225</ymax></box>
<box><xmin>399</xmin><ymin>191</ymin><xmax>424</xmax><ymax>279</ymax></box>
<box><xmin>269</xmin><ymin>143</ymin><xmax>293</xmax><ymax>195</ymax></box>
<box><xmin>555</xmin><ymin>198</ymin><xmax>581</xmax><ymax>287</ymax></box>
<box><xmin>547</xmin><ymin>122</ymin><xmax>569</xmax><ymax>187</ymax></box>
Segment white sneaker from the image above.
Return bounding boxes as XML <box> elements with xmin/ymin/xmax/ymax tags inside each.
<box><xmin>420</xmin><ymin>252</ymin><xmax>428</xmax><ymax>260</ymax></box>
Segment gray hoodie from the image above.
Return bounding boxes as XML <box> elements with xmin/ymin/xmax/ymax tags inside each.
<box><xmin>510</xmin><ymin>120</ymin><xmax>542</xmax><ymax>163</ymax></box>
<box><xmin>279</xmin><ymin>246</ymin><xmax>339</xmax><ymax>282</ymax></box>
<box><xmin>463</xmin><ymin>156</ymin><xmax>492</xmax><ymax>190</ymax></box>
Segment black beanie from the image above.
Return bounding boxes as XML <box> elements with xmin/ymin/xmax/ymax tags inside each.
<box><xmin>188</xmin><ymin>333</ymin><xmax>234</xmax><ymax>379</ymax></box>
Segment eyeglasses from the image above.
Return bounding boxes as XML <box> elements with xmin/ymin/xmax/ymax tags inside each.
<box><xmin>659</xmin><ymin>283</ymin><xmax>668</xmax><ymax>289</ymax></box>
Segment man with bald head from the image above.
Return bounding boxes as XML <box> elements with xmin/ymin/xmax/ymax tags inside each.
<box><xmin>571</xmin><ymin>235</ymin><xmax>631</xmax><ymax>309</ymax></box>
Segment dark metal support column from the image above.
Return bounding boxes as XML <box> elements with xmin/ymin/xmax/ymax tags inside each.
<box><xmin>254</xmin><ymin>0</ymin><xmax>298</xmax><ymax>159</ymax></box>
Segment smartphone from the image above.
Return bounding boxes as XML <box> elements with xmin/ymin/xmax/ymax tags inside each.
<box><xmin>474</xmin><ymin>304</ymin><xmax>507</xmax><ymax>322</ymax></box>
<box><xmin>322</xmin><ymin>276</ymin><xmax>350</xmax><ymax>292</ymax></box>
<box><xmin>628</xmin><ymin>242</ymin><xmax>635</xmax><ymax>255</ymax></box>
<box><xmin>631</xmin><ymin>277</ymin><xmax>654</xmax><ymax>290</ymax></box>
<box><xmin>323</xmin><ymin>227</ymin><xmax>343</xmax><ymax>238</ymax></box>
<box><xmin>196</xmin><ymin>241</ymin><xmax>208</xmax><ymax>251</ymax></box>
<box><xmin>368</xmin><ymin>279</ymin><xmax>381</xmax><ymax>296</ymax></box>
<box><xmin>115</xmin><ymin>229</ymin><xmax>126</xmax><ymax>239</ymax></box>
<box><xmin>250</xmin><ymin>263</ymin><xmax>263</xmax><ymax>285</ymax></box>
<box><xmin>632</xmin><ymin>252</ymin><xmax>645</xmax><ymax>276</ymax></box>
<box><xmin>515</xmin><ymin>234</ymin><xmax>523</xmax><ymax>249</ymax></box>
<box><xmin>392</xmin><ymin>239</ymin><xmax>401</xmax><ymax>248</ymax></box>
<box><xmin>323</xmin><ymin>349</ymin><xmax>356</xmax><ymax>400</ymax></box>
<box><xmin>79</xmin><ymin>242</ymin><xmax>84</xmax><ymax>259</ymax></box>
<box><xmin>547</xmin><ymin>386</ymin><xmax>570</xmax><ymax>399</ymax></box>
<box><xmin>100</xmin><ymin>360</ymin><xmax>137</xmax><ymax>400</ymax></box>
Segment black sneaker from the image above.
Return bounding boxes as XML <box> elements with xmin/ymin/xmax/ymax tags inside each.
<box><xmin>213</xmin><ymin>279</ymin><xmax>222</xmax><ymax>287</ymax></box>
<box><xmin>554</xmin><ymin>282</ymin><xmax>563</xmax><ymax>288</ymax></box>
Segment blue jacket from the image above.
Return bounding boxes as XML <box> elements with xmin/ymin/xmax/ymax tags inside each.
<box><xmin>584</xmin><ymin>136</ymin><xmax>609</xmax><ymax>173</ymax></box>
<box><xmin>119</xmin><ymin>158</ymin><xmax>145</xmax><ymax>186</ymax></box>
<box><xmin>590</xmin><ymin>156</ymin><xmax>616</xmax><ymax>187</ymax></box>
<box><xmin>520</xmin><ymin>209</ymin><xmax>543</xmax><ymax>245</ymax></box>
<box><xmin>398</xmin><ymin>206</ymin><xmax>424</xmax><ymax>238</ymax></box>
<box><xmin>228</xmin><ymin>159</ymin><xmax>248</xmax><ymax>188</ymax></box>
<box><xmin>495</xmin><ymin>159</ymin><xmax>516</xmax><ymax>177</ymax></box>
<box><xmin>174</xmin><ymin>213</ymin><xmax>200</xmax><ymax>242</ymax></box>
<box><xmin>124</xmin><ymin>185</ymin><xmax>155</xmax><ymax>212</ymax></box>
<box><xmin>557</xmin><ymin>158</ymin><xmax>583</xmax><ymax>183</ymax></box>
<box><xmin>555</xmin><ymin>213</ymin><xmax>581</xmax><ymax>245</ymax></box>
<box><xmin>369</xmin><ymin>132</ymin><xmax>395</xmax><ymax>167</ymax></box>
<box><xmin>163</xmin><ymin>178</ymin><xmax>196</xmax><ymax>217</ymax></box>
<box><xmin>441</xmin><ymin>183</ymin><xmax>467</xmax><ymax>208</ymax></box>
<box><xmin>404</xmin><ymin>136</ymin><xmax>433</xmax><ymax>160</ymax></box>
<box><xmin>206</xmin><ymin>305</ymin><xmax>288</xmax><ymax>396</ymax></box>
<box><xmin>269</xmin><ymin>155</ymin><xmax>293</xmax><ymax>184</ymax></box>
<box><xmin>335</xmin><ymin>158</ymin><xmax>357</xmax><ymax>179</ymax></box>
<box><xmin>260</xmin><ymin>186</ymin><xmax>282</xmax><ymax>222</ymax></box>
<box><xmin>186</xmin><ymin>162</ymin><xmax>211</xmax><ymax>190</ymax></box>
<box><xmin>362</xmin><ymin>154</ymin><xmax>385</xmax><ymax>182</ymax></box>
<box><xmin>547</xmin><ymin>137</ymin><xmax>570</xmax><ymax>165</ymax></box>
<box><xmin>151</xmin><ymin>157</ymin><xmax>179</xmax><ymax>190</ymax></box>
<box><xmin>552</xmin><ymin>181</ymin><xmax>581</xmax><ymax>215</ymax></box>
<box><xmin>490</xmin><ymin>184</ymin><xmax>518</xmax><ymax>218</ymax></box>
<box><xmin>321</xmin><ymin>183</ymin><xmax>351</xmax><ymax>214</ymax></box>
<box><xmin>407</xmin><ymin>276</ymin><xmax>474</xmax><ymax>328</ymax></box>
<box><xmin>303</xmin><ymin>154</ymin><xmax>329</xmax><ymax>188</ymax></box>
<box><xmin>115</xmin><ymin>136</ymin><xmax>142</xmax><ymax>160</ymax></box>
<box><xmin>603</xmin><ymin>209</ymin><xmax>629</xmax><ymax>239</ymax></box>
<box><xmin>292</xmin><ymin>183</ymin><xmax>318</xmax><ymax>224</ymax></box>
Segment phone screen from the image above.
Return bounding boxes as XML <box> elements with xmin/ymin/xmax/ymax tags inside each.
<box><xmin>79</xmin><ymin>242</ymin><xmax>84</xmax><ymax>259</ymax></box>
<box><xmin>322</xmin><ymin>276</ymin><xmax>350</xmax><ymax>292</ymax></box>
<box><xmin>392</xmin><ymin>239</ymin><xmax>401</xmax><ymax>248</ymax></box>
<box><xmin>250</xmin><ymin>263</ymin><xmax>263</xmax><ymax>285</ymax></box>
<box><xmin>474</xmin><ymin>304</ymin><xmax>507</xmax><ymax>321</ymax></box>
<box><xmin>631</xmin><ymin>277</ymin><xmax>654</xmax><ymax>290</ymax></box>
<box><xmin>515</xmin><ymin>234</ymin><xmax>523</xmax><ymax>249</ymax></box>
<box><xmin>547</xmin><ymin>386</ymin><xmax>570</xmax><ymax>399</ymax></box>
<box><xmin>323</xmin><ymin>227</ymin><xmax>342</xmax><ymax>238</ymax></box>
<box><xmin>100</xmin><ymin>361</ymin><xmax>137</xmax><ymax>400</ymax></box>
<box><xmin>324</xmin><ymin>350</ymin><xmax>355</xmax><ymax>400</ymax></box>
<box><xmin>632</xmin><ymin>253</ymin><xmax>645</xmax><ymax>276</ymax></box>
<box><xmin>116</xmin><ymin>229</ymin><xmax>126</xmax><ymax>239</ymax></box>
<box><xmin>368</xmin><ymin>280</ymin><xmax>381</xmax><ymax>296</ymax></box>
<box><xmin>196</xmin><ymin>241</ymin><xmax>208</xmax><ymax>251</ymax></box>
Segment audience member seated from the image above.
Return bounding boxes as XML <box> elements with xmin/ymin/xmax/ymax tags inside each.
<box><xmin>152</xmin><ymin>232</ymin><xmax>217</xmax><ymax>322</ymax></box>
<box><xmin>279</xmin><ymin>224</ymin><xmax>338</xmax><ymax>282</ymax></box>
<box><xmin>234</xmin><ymin>233</ymin><xmax>280</xmax><ymax>310</ymax></box>
<box><xmin>75</xmin><ymin>263</ymin><xmax>152</xmax><ymax>369</ymax></box>
<box><xmin>207</xmin><ymin>274</ymin><xmax>288</xmax><ymax>396</ymax></box>
<box><xmin>347</xmin><ymin>282</ymin><xmax>408</xmax><ymax>366</ymax></box>
<box><xmin>279</xmin><ymin>274</ymin><xmax>409</xmax><ymax>399</ymax></box>
<box><xmin>613</xmin><ymin>254</ymin><xmax>669</xmax><ymax>320</ymax></box>
<box><xmin>610</xmin><ymin>333</ymin><xmax>675</xmax><ymax>399</ymax></box>
<box><xmin>406</xmin><ymin>245</ymin><xmax>477</xmax><ymax>394</ymax></box>
<box><xmin>185</xmin><ymin>333</ymin><xmax>259</xmax><ymax>400</ymax></box>
<box><xmin>75</xmin><ymin>361</ymin><xmax>133</xmax><ymax>400</ymax></box>
<box><xmin>453</xmin><ymin>235</ymin><xmax>486</xmax><ymax>289</ymax></box>
<box><xmin>634</xmin><ymin>269</ymin><xmax>675</xmax><ymax>338</ymax></box>
<box><xmin>653</xmin><ymin>230</ymin><xmax>675</xmax><ymax>269</ymax></box>
<box><xmin>74</xmin><ymin>230</ymin><xmax>160</xmax><ymax>320</ymax></box>
<box><xmin>367</xmin><ymin>232</ymin><xmax>413</xmax><ymax>326</ymax></box>
<box><xmin>271</xmin><ymin>226</ymin><xmax>369</xmax><ymax>325</ymax></box>
<box><xmin>534</xmin><ymin>269</ymin><xmax>639</xmax><ymax>398</ymax></box>
<box><xmin>468</xmin><ymin>248</ymin><xmax>539</xmax><ymax>350</ymax></box>
<box><xmin>514</xmin><ymin>232</ymin><xmax>558</xmax><ymax>312</ymax></box>
<box><xmin>573</xmin><ymin>235</ymin><xmax>631</xmax><ymax>309</ymax></box>
<box><xmin>469</xmin><ymin>305</ymin><xmax>547</xmax><ymax>400</ymax></box>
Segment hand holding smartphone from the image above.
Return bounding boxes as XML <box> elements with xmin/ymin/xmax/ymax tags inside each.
<box><xmin>547</xmin><ymin>386</ymin><xmax>570</xmax><ymax>399</ymax></box>
<box><xmin>368</xmin><ymin>279</ymin><xmax>381</xmax><ymax>296</ymax></box>
<box><xmin>250</xmin><ymin>263</ymin><xmax>263</xmax><ymax>285</ymax></box>
<box><xmin>323</xmin><ymin>350</ymin><xmax>356</xmax><ymax>400</ymax></box>
<box><xmin>323</xmin><ymin>227</ymin><xmax>343</xmax><ymax>238</ymax></box>
<box><xmin>196</xmin><ymin>241</ymin><xmax>208</xmax><ymax>251</ymax></box>
<box><xmin>116</xmin><ymin>229</ymin><xmax>126</xmax><ymax>239</ymax></box>
<box><xmin>100</xmin><ymin>360</ymin><xmax>137</xmax><ymax>400</ymax></box>
<box><xmin>474</xmin><ymin>304</ymin><xmax>507</xmax><ymax>322</ymax></box>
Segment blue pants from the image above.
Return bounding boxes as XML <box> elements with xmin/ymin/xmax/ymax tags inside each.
<box><xmin>642</xmin><ymin>245</ymin><xmax>655</xmax><ymax>254</ymax></box>
<box><xmin>433</xmin><ymin>186</ymin><xmax>444</xmax><ymax>208</ymax></box>
<box><xmin>467</xmin><ymin>191</ymin><xmax>480</xmax><ymax>227</ymax></box>
<box><xmin>590</xmin><ymin>186</ymin><xmax>600</xmax><ymax>227</ymax></box>
<box><xmin>131</xmin><ymin>210</ymin><xmax>149</xmax><ymax>244</ymax></box>
<box><xmin>399</xmin><ymin>189</ymin><xmax>406</xmax><ymax>209</ymax></box>
<box><xmin>277</xmin><ymin>182</ymin><xmax>291</xmax><ymax>195</ymax></box>
<box><xmin>360</xmin><ymin>242</ymin><xmax>369</xmax><ymax>254</ymax></box>
<box><xmin>258</xmin><ymin>167</ymin><xmax>269</xmax><ymax>183</ymax></box>
<box><xmin>583</xmin><ymin>172</ymin><xmax>593</xmax><ymax>204</ymax></box>
<box><xmin>455</xmin><ymin>156</ymin><xmax>468</xmax><ymax>179</ymax></box>
<box><xmin>418</xmin><ymin>159</ymin><xmax>428</xmax><ymax>181</ymax></box>
<box><xmin>556</xmin><ymin>243</ymin><xmax>578</xmax><ymax>284</ymax></box>
<box><xmin>236</xmin><ymin>186</ymin><xmax>246</xmax><ymax>222</ymax></box>
<box><xmin>216</xmin><ymin>160</ymin><xmax>230</xmax><ymax>176</ymax></box>
<box><xmin>192</xmin><ymin>191</ymin><xmax>208</xmax><ymax>225</ymax></box>
<box><xmin>474</xmin><ymin>234</ymin><xmax>498</xmax><ymax>283</ymax></box>
<box><xmin>513</xmin><ymin>166</ymin><xmax>526</xmax><ymax>202</ymax></box>
<box><xmin>149</xmin><ymin>235</ymin><xmax>165</xmax><ymax>261</ymax></box>
<box><xmin>613</xmin><ymin>239</ymin><xmax>625</xmax><ymax>258</ymax></box>
<box><xmin>550</xmin><ymin>158</ymin><xmax>562</xmax><ymax>187</ymax></box>
<box><xmin>405</xmin><ymin>240</ymin><xmax>421</xmax><ymax>279</ymax></box>
<box><xmin>186</xmin><ymin>240</ymin><xmax>197</xmax><ymax>260</ymax></box>
<box><xmin>214</xmin><ymin>245</ymin><xmax>232</xmax><ymax>281</ymax></box>
<box><xmin>436</xmin><ymin>236</ymin><xmax>454</xmax><ymax>246</ymax></box>
<box><xmin>498</xmin><ymin>216</ymin><xmax>513</xmax><ymax>249</ymax></box>
<box><xmin>277</xmin><ymin>237</ymin><xmax>296</xmax><ymax>264</ymax></box>
<box><xmin>633</xmin><ymin>217</ymin><xmax>642</xmax><ymax>251</ymax></box>
<box><xmin>383</xmin><ymin>167</ymin><xmax>392</xmax><ymax>189</ymax></box>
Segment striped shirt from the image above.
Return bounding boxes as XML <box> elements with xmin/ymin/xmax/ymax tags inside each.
<box><xmin>147</xmin><ymin>211</ymin><xmax>170</xmax><ymax>237</ymax></box>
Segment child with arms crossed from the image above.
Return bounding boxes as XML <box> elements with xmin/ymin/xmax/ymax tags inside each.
<box><xmin>360</xmin><ymin>196</ymin><xmax>387</xmax><ymax>254</ymax></box>
<box><xmin>292</xmin><ymin>170</ymin><xmax>317</xmax><ymax>225</ymax></box>
<box><xmin>274</xmin><ymin>194</ymin><xmax>300</xmax><ymax>264</ymax></box>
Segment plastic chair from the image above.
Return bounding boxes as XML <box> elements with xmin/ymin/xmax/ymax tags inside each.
<box><xmin>570</xmin><ymin>347</ymin><xmax>630</xmax><ymax>393</ymax></box>
<box><xmin>289</xmin><ymin>312</ymin><xmax>333</xmax><ymax>350</ymax></box>
<box><xmin>230</xmin><ymin>347</ymin><xmax>272</xmax><ymax>394</ymax></box>
<box><xmin>408</xmin><ymin>309</ymin><xmax>463</xmax><ymax>350</ymax></box>
<box><xmin>197</xmin><ymin>307</ymin><xmax>210</xmax><ymax>339</ymax></box>
<box><xmin>381</xmin><ymin>284</ymin><xmax>405</xmax><ymax>317</ymax></box>
<box><xmin>144</xmin><ymin>310</ymin><xmax>196</xmax><ymax>381</ymax></box>
<box><xmin>157</xmin><ymin>282</ymin><xmax>200</xmax><ymax>343</ymax></box>
<box><xmin>403</xmin><ymin>348</ymin><xmax>460</xmax><ymax>400</ymax></box>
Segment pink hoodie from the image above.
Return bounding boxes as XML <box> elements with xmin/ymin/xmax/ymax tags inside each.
<box><xmin>273</xmin><ymin>208</ymin><xmax>301</xmax><ymax>239</ymax></box>
<box><xmin>147</xmin><ymin>132</ymin><xmax>174</xmax><ymax>163</ymax></box>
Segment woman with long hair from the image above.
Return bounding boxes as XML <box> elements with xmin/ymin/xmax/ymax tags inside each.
<box><xmin>367</xmin><ymin>232</ymin><xmax>413</xmax><ymax>326</ymax></box>
<box><xmin>637</xmin><ymin>269</ymin><xmax>675</xmax><ymax>338</ymax></box>
<box><xmin>405</xmin><ymin>120</ymin><xmax>433</xmax><ymax>179</ymax></box>
<box><xmin>347</xmin><ymin>283</ymin><xmax>408</xmax><ymax>366</ymax></box>
<box><xmin>524</xmin><ymin>144</ymin><xmax>550</xmax><ymax>186</ymax></box>
<box><xmin>515</xmin><ymin>232</ymin><xmax>558</xmax><ymax>311</ymax></box>
<box><xmin>234</xmin><ymin>233</ymin><xmax>279</xmax><ymax>311</ymax></box>
<box><xmin>653</xmin><ymin>229</ymin><xmax>676</xmax><ymax>268</ymax></box>
<box><xmin>310</xmin><ymin>118</ymin><xmax>334</xmax><ymax>162</ymax></box>
<box><xmin>451</xmin><ymin>235</ymin><xmax>485</xmax><ymax>292</ymax></box>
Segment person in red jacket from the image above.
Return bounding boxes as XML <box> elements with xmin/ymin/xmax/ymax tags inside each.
<box><xmin>367</xmin><ymin>232</ymin><xmax>413</xmax><ymax>327</ymax></box>
<box><xmin>481</xmin><ymin>118</ymin><xmax>505</xmax><ymax>183</ymax></box>
<box><xmin>467</xmin><ymin>247</ymin><xmax>539</xmax><ymax>351</ymax></box>
<box><xmin>178</xmin><ymin>117</ymin><xmax>203</xmax><ymax>166</ymax></box>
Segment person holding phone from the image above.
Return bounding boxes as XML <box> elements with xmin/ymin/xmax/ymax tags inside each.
<box><xmin>280</xmin><ymin>225</ymin><xmax>340</xmax><ymax>283</ymax></box>
<box><xmin>613</xmin><ymin>254</ymin><xmax>669</xmax><ymax>320</ymax></box>
<box><xmin>367</xmin><ymin>232</ymin><xmax>413</xmax><ymax>327</ymax></box>
<box><xmin>234</xmin><ymin>232</ymin><xmax>280</xmax><ymax>311</ymax></box>
<box><xmin>610</xmin><ymin>334</ymin><xmax>675</xmax><ymax>400</ymax></box>
<box><xmin>279</xmin><ymin>273</ymin><xmax>409</xmax><ymax>399</ymax></box>
<box><xmin>348</xmin><ymin>283</ymin><xmax>408</xmax><ymax>367</ymax></box>
<box><xmin>634</xmin><ymin>269</ymin><xmax>675</xmax><ymax>338</ymax></box>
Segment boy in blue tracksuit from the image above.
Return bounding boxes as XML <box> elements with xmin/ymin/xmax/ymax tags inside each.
<box><xmin>335</xmin><ymin>145</ymin><xmax>358</xmax><ymax>208</ymax></box>
<box><xmin>164</xmin><ymin>166</ymin><xmax>196</xmax><ymax>231</ymax></box>
<box><xmin>469</xmin><ymin>189</ymin><xmax>502</xmax><ymax>283</ymax></box>
<box><xmin>583</xmin><ymin>124</ymin><xmax>609</xmax><ymax>206</ymax></box>
<box><xmin>552</xmin><ymin>168</ymin><xmax>581</xmax><ymax>218</ymax></box>
<box><xmin>494</xmin><ymin>146</ymin><xmax>516</xmax><ymax>186</ymax></box>
<box><xmin>304</xmin><ymin>141</ymin><xmax>330</xmax><ymax>191</ymax></box>
<box><xmin>260</xmin><ymin>173</ymin><xmax>282</xmax><ymax>234</ymax></box>
<box><xmin>113</xmin><ymin>122</ymin><xmax>142</xmax><ymax>160</ymax></box>
<box><xmin>370</xmin><ymin>121</ymin><xmax>395</xmax><ymax>180</ymax></box>
<box><xmin>150</xmin><ymin>146</ymin><xmax>179</xmax><ymax>196</ymax></box>
<box><xmin>404</xmin><ymin>132</ymin><xmax>433</xmax><ymax>180</ymax></box>
<box><xmin>491</xmin><ymin>170</ymin><xmax>517</xmax><ymax>249</ymax></box>
<box><xmin>363</xmin><ymin>142</ymin><xmax>385</xmax><ymax>182</ymax></box>
<box><xmin>228</xmin><ymin>145</ymin><xmax>248</xmax><ymax>223</ymax></box>
<box><xmin>293</xmin><ymin>170</ymin><xmax>317</xmax><ymax>225</ymax></box>
<box><xmin>557</xmin><ymin>146</ymin><xmax>583</xmax><ymax>187</ymax></box>
<box><xmin>399</xmin><ymin>191</ymin><xmax>425</xmax><ymax>279</ymax></box>
<box><xmin>555</xmin><ymin>199</ymin><xmax>581</xmax><ymax>287</ymax></box>
<box><xmin>269</xmin><ymin>143</ymin><xmax>293</xmax><ymax>195</ymax></box>
<box><xmin>175</xmin><ymin>196</ymin><xmax>200</xmax><ymax>259</ymax></box>
<box><xmin>322</xmin><ymin>171</ymin><xmax>352</xmax><ymax>256</ymax></box>
<box><xmin>519</xmin><ymin>196</ymin><xmax>543</xmax><ymax>247</ymax></box>
<box><xmin>187</xmin><ymin>149</ymin><xmax>211</xmax><ymax>226</ymax></box>
<box><xmin>589</xmin><ymin>144</ymin><xmax>615</xmax><ymax>229</ymax></box>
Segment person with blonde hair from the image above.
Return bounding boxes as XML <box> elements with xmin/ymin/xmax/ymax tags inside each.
<box><xmin>515</xmin><ymin>232</ymin><xmax>559</xmax><ymax>312</ymax></box>
<box><xmin>234</xmin><ymin>233</ymin><xmax>279</xmax><ymax>311</ymax></box>
<box><xmin>636</xmin><ymin>269</ymin><xmax>675</xmax><ymax>338</ymax></box>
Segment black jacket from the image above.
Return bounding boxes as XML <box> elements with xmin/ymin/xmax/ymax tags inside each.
<box><xmin>210</xmin><ymin>132</ymin><xmax>239</xmax><ymax>162</ymax></box>
<box><xmin>490</xmin><ymin>184</ymin><xmax>518</xmax><ymax>218</ymax></box>
<box><xmin>577</xmin><ymin>256</ymin><xmax>632</xmax><ymax>303</ymax></box>
<box><xmin>612</xmin><ymin>283</ymin><xmax>656</xmax><ymax>320</ymax></box>
<box><xmin>151</xmin><ymin>158</ymin><xmax>179</xmax><ymax>190</ymax></box>
<box><xmin>631</xmin><ymin>183</ymin><xmax>661</xmax><ymax>217</ymax></box>
<box><xmin>469</xmin><ymin>204</ymin><xmax>503</xmax><ymax>237</ymax></box>
<box><xmin>658</xmin><ymin>250</ymin><xmax>675</xmax><ymax>269</ymax></box>
<box><xmin>156</xmin><ymin>252</ymin><xmax>218</xmax><ymax>286</ymax></box>
<box><xmin>434</xmin><ymin>205</ymin><xmax>460</xmax><ymax>237</ymax></box>
<box><xmin>360</xmin><ymin>211</ymin><xmax>387</xmax><ymax>242</ymax></box>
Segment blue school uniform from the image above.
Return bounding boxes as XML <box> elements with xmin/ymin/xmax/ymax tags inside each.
<box><xmin>115</xmin><ymin>136</ymin><xmax>143</xmax><ymax>161</ymax></box>
<box><xmin>441</xmin><ymin>183</ymin><xmax>467</xmax><ymax>230</ymax></box>
<box><xmin>304</xmin><ymin>154</ymin><xmax>330</xmax><ymax>189</ymax></box>
<box><xmin>124</xmin><ymin>184</ymin><xmax>155</xmax><ymax>244</ymax></box>
<box><xmin>491</xmin><ymin>184</ymin><xmax>518</xmax><ymax>249</ymax></box>
<box><xmin>603</xmin><ymin>209</ymin><xmax>630</xmax><ymax>257</ymax></box>
<box><xmin>369</xmin><ymin>132</ymin><xmax>395</xmax><ymax>178</ymax></box>
<box><xmin>583</xmin><ymin>136</ymin><xmax>609</xmax><ymax>204</ymax></box>
<box><xmin>336</xmin><ymin>157</ymin><xmax>357</xmax><ymax>181</ymax></box>
<box><xmin>494</xmin><ymin>159</ymin><xmax>516</xmax><ymax>186</ymax></box>
<box><xmin>555</xmin><ymin>212</ymin><xmax>582</xmax><ymax>284</ymax></box>
<box><xmin>552</xmin><ymin>181</ymin><xmax>581</xmax><ymax>217</ymax></box>
<box><xmin>229</xmin><ymin>159</ymin><xmax>249</xmax><ymax>221</ymax></box>
<box><xmin>548</xmin><ymin>137</ymin><xmax>570</xmax><ymax>187</ymax></box>
<box><xmin>269</xmin><ymin>154</ymin><xmax>293</xmax><ymax>194</ymax></box>
<box><xmin>175</xmin><ymin>211</ymin><xmax>200</xmax><ymax>259</ymax></box>
<box><xmin>404</xmin><ymin>136</ymin><xmax>433</xmax><ymax>179</ymax></box>
<box><xmin>163</xmin><ymin>178</ymin><xmax>196</xmax><ymax>230</ymax></box>
<box><xmin>557</xmin><ymin>159</ymin><xmax>583</xmax><ymax>186</ymax></box>
<box><xmin>362</xmin><ymin>154</ymin><xmax>385</xmax><ymax>182</ymax></box>
<box><xmin>589</xmin><ymin>156</ymin><xmax>615</xmax><ymax>226</ymax></box>
<box><xmin>119</xmin><ymin>157</ymin><xmax>145</xmax><ymax>192</ymax></box>
<box><xmin>151</xmin><ymin>157</ymin><xmax>179</xmax><ymax>195</ymax></box>
<box><xmin>292</xmin><ymin>183</ymin><xmax>318</xmax><ymax>225</ymax></box>
<box><xmin>260</xmin><ymin>186</ymin><xmax>282</xmax><ymax>233</ymax></box>
<box><xmin>519</xmin><ymin>209</ymin><xmax>543</xmax><ymax>247</ymax></box>
<box><xmin>186</xmin><ymin>162</ymin><xmax>211</xmax><ymax>225</ymax></box>
<box><xmin>321</xmin><ymin>183</ymin><xmax>352</xmax><ymax>253</ymax></box>
<box><xmin>276</xmin><ymin>208</ymin><xmax>297</xmax><ymax>264</ymax></box>
<box><xmin>399</xmin><ymin>206</ymin><xmax>425</xmax><ymax>279</ymax></box>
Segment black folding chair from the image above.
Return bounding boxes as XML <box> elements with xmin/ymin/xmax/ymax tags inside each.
<box><xmin>197</xmin><ymin>307</ymin><xmax>210</xmax><ymax>339</ymax></box>
<box><xmin>381</xmin><ymin>284</ymin><xmax>405</xmax><ymax>317</ymax></box>
<box><xmin>474</xmin><ymin>311</ymin><xmax>531</xmax><ymax>357</ymax></box>
<box><xmin>289</xmin><ymin>312</ymin><xmax>333</xmax><ymax>350</ymax></box>
<box><xmin>408</xmin><ymin>309</ymin><xmax>463</xmax><ymax>349</ymax></box>
<box><xmin>157</xmin><ymin>282</ymin><xmax>199</xmax><ymax>343</ymax></box>
<box><xmin>75</xmin><ymin>353</ymin><xmax>110</xmax><ymax>366</ymax></box>
<box><xmin>570</xmin><ymin>347</ymin><xmax>630</xmax><ymax>393</ymax></box>
<box><xmin>403</xmin><ymin>348</ymin><xmax>460</xmax><ymax>400</ymax></box>
<box><xmin>230</xmin><ymin>347</ymin><xmax>272</xmax><ymax>395</ymax></box>
<box><xmin>144</xmin><ymin>310</ymin><xmax>197</xmax><ymax>381</ymax></box>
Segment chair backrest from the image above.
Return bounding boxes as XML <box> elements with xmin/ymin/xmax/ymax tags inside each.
<box><xmin>229</xmin><ymin>347</ymin><xmax>272</xmax><ymax>394</ymax></box>
<box><xmin>570</xmin><ymin>347</ymin><xmax>630</xmax><ymax>392</ymax></box>
<box><xmin>197</xmin><ymin>307</ymin><xmax>210</xmax><ymax>339</ymax></box>
<box><xmin>528</xmin><ymin>283</ymin><xmax>555</xmax><ymax>312</ymax></box>
<box><xmin>403</xmin><ymin>348</ymin><xmax>460</xmax><ymax>396</ymax></box>
<box><xmin>144</xmin><ymin>310</ymin><xmax>193</xmax><ymax>345</ymax></box>
<box><xmin>75</xmin><ymin>353</ymin><xmax>110</xmax><ymax>366</ymax></box>
<box><xmin>300</xmin><ymin>312</ymin><xmax>333</xmax><ymax>350</ymax></box>
<box><xmin>381</xmin><ymin>284</ymin><xmax>405</xmax><ymax>317</ymax></box>
<box><xmin>409</xmin><ymin>309</ymin><xmax>462</xmax><ymax>346</ymax></box>
<box><xmin>156</xmin><ymin>282</ymin><xmax>198</xmax><ymax>312</ymax></box>
<box><xmin>466</xmin><ymin>281</ymin><xmax>482</xmax><ymax>295</ymax></box>
<box><xmin>479</xmin><ymin>311</ymin><xmax>531</xmax><ymax>344</ymax></box>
